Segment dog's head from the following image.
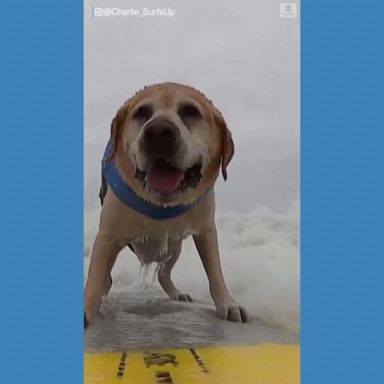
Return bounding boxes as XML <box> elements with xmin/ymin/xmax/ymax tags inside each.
<box><xmin>110</xmin><ymin>82</ymin><xmax>234</xmax><ymax>206</ymax></box>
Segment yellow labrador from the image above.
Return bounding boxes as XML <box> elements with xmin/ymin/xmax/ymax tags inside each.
<box><xmin>84</xmin><ymin>82</ymin><xmax>249</xmax><ymax>327</ymax></box>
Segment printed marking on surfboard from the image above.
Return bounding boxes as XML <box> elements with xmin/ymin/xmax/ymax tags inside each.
<box><xmin>189</xmin><ymin>348</ymin><xmax>209</xmax><ymax>374</ymax></box>
<box><xmin>143</xmin><ymin>351</ymin><xmax>179</xmax><ymax>367</ymax></box>
<box><xmin>117</xmin><ymin>352</ymin><xmax>127</xmax><ymax>379</ymax></box>
<box><xmin>155</xmin><ymin>370</ymin><xmax>174</xmax><ymax>384</ymax></box>
<box><xmin>143</xmin><ymin>351</ymin><xmax>178</xmax><ymax>384</ymax></box>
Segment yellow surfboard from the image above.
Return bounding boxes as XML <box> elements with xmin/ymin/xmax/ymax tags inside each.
<box><xmin>85</xmin><ymin>343</ymin><xmax>300</xmax><ymax>384</ymax></box>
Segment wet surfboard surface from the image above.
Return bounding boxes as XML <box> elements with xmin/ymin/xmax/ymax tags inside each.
<box><xmin>85</xmin><ymin>294</ymin><xmax>300</xmax><ymax>383</ymax></box>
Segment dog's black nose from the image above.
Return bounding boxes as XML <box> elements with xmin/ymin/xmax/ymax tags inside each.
<box><xmin>142</xmin><ymin>119</ymin><xmax>180</xmax><ymax>154</ymax></box>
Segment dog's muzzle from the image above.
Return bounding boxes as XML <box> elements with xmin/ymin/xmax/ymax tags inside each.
<box><xmin>135</xmin><ymin>119</ymin><xmax>202</xmax><ymax>196</ymax></box>
<box><xmin>139</xmin><ymin>118</ymin><xmax>181</xmax><ymax>160</ymax></box>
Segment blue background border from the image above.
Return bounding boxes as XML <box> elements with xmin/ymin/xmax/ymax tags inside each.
<box><xmin>0</xmin><ymin>1</ymin><xmax>83</xmax><ymax>383</ymax></box>
<box><xmin>1</xmin><ymin>1</ymin><xmax>383</xmax><ymax>383</ymax></box>
<box><xmin>302</xmin><ymin>0</ymin><xmax>384</xmax><ymax>382</ymax></box>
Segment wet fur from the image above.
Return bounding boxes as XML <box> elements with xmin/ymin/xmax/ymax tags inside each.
<box><xmin>84</xmin><ymin>83</ymin><xmax>249</xmax><ymax>326</ymax></box>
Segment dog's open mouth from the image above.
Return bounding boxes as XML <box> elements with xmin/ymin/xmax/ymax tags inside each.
<box><xmin>135</xmin><ymin>158</ymin><xmax>202</xmax><ymax>195</ymax></box>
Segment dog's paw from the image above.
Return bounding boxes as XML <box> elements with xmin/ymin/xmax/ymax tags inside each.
<box><xmin>216</xmin><ymin>304</ymin><xmax>249</xmax><ymax>323</ymax></box>
<box><xmin>171</xmin><ymin>293</ymin><xmax>193</xmax><ymax>302</ymax></box>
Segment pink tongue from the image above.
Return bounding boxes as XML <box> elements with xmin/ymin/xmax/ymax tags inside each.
<box><xmin>146</xmin><ymin>166</ymin><xmax>184</xmax><ymax>193</ymax></box>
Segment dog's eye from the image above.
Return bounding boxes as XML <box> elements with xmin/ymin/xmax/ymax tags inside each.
<box><xmin>133</xmin><ymin>105</ymin><xmax>153</xmax><ymax>122</ymax></box>
<box><xmin>178</xmin><ymin>104</ymin><xmax>202</xmax><ymax>121</ymax></box>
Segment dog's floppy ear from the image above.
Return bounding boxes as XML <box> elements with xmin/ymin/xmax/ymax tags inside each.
<box><xmin>213</xmin><ymin>108</ymin><xmax>235</xmax><ymax>181</ymax></box>
<box><xmin>110</xmin><ymin>103</ymin><xmax>129</xmax><ymax>159</ymax></box>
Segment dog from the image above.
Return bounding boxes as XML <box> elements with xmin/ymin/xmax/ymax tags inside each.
<box><xmin>84</xmin><ymin>82</ymin><xmax>249</xmax><ymax>327</ymax></box>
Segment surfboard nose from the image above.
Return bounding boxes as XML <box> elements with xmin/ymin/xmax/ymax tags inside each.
<box><xmin>84</xmin><ymin>294</ymin><xmax>300</xmax><ymax>384</ymax></box>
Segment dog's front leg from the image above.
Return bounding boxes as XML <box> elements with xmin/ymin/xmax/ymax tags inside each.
<box><xmin>193</xmin><ymin>230</ymin><xmax>249</xmax><ymax>322</ymax></box>
<box><xmin>84</xmin><ymin>234</ymin><xmax>123</xmax><ymax>327</ymax></box>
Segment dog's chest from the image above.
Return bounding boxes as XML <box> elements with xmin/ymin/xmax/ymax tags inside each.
<box><xmin>130</xmin><ymin>220</ymin><xmax>196</xmax><ymax>263</ymax></box>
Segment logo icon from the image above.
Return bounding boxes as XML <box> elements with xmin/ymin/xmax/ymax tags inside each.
<box><xmin>280</xmin><ymin>3</ymin><xmax>297</xmax><ymax>18</ymax></box>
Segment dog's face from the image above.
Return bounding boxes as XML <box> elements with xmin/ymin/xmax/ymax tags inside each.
<box><xmin>110</xmin><ymin>83</ymin><xmax>234</xmax><ymax>206</ymax></box>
